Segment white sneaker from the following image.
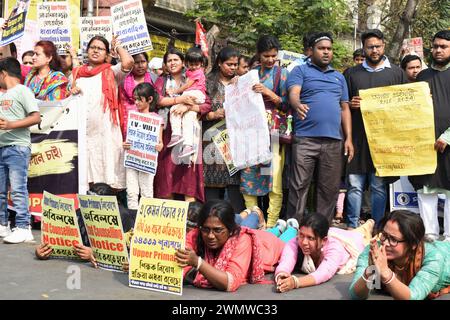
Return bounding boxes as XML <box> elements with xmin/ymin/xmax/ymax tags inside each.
<box><xmin>424</xmin><ymin>233</ymin><xmax>439</xmax><ymax>242</ymax></box>
<box><xmin>273</xmin><ymin>219</ymin><xmax>287</xmax><ymax>233</ymax></box>
<box><xmin>3</xmin><ymin>227</ymin><xmax>34</xmax><ymax>244</ymax></box>
<box><xmin>286</xmin><ymin>218</ymin><xmax>299</xmax><ymax>230</ymax></box>
<box><xmin>0</xmin><ymin>223</ymin><xmax>11</xmax><ymax>238</ymax></box>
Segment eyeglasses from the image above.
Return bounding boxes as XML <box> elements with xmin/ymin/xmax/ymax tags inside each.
<box><xmin>380</xmin><ymin>231</ymin><xmax>406</xmax><ymax>247</ymax></box>
<box><xmin>366</xmin><ymin>45</ymin><xmax>383</xmax><ymax>51</ymax></box>
<box><xmin>199</xmin><ymin>226</ymin><xmax>226</xmax><ymax>236</ymax></box>
<box><xmin>23</xmin><ymin>62</ymin><xmax>33</xmax><ymax>66</ymax></box>
<box><xmin>88</xmin><ymin>45</ymin><xmax>107</xmax><ymax>52</ymax></box>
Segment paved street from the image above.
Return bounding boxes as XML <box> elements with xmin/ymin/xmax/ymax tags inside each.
<box><xmin>0</xmin><ymin>230</ymin><xmax>448</xmax><ymax>301</ymax></box>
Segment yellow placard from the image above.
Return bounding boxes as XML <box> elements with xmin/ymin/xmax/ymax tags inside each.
<box><xmin>147</xmin><ymin>34</ymin><xmax>169</xmax><ymax>60</ymax></box>
<box><xmin>41</xmin><ymin>191</ymin><xmax>83</xmax><ymax>259</ymax></box>
<box><xmin>146</xmin><ymin>35</ymin><xmax>192</xmax><ymax>60</ymax></box>
<box><xmin>129</xmin><ymin>198</ymin><xmax>188</xmax><ymax>295</ymax></box>
<box><xmin>78</xmin><ymin>195</ymin><xmax>129</xmax><ymax>272</ymax></box>
<box><xmin>360</xmin><ymin>82</ymin><xmax>437</xmax><ymax>176</ymax></box>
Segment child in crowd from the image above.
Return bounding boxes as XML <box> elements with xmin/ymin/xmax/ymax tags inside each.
<box><xmin>166</xmin><ymin>47</ymin><xmax>206</xmax><ymax>159</ymax></box>
<box><xmin>0</xmin><ymin>57</ymin><xmax>41</xmax><ymax>244</ymax></box>
<box><xmin>237</xmin><ymin>55</ymin><xmax>250</xmax><ymax>76</ymax></box>
<box><xmin>123</xmin><ymin>83</ymin><xmax>163</xmax><ymax>210</ymax></box>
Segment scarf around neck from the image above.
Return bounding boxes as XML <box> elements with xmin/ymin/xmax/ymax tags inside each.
<box><xmin>73</xmin><ymin>63</ymin><xmax>119</xmax><ymax>125</ymax></box>
<box><xmin>24</xmin><ymin>68</ymin><xmax>68</xmax><ymax>100</ymax></box>
<box><xmin>121</xmin><ymin>72</ymin><xmax>153</xmax><ymax>104</ymax></box>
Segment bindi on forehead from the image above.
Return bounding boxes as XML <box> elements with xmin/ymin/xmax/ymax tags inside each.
<box><xmin>384</xmin><ymin>220</ymin><xmax>402</xmax><ymax>237</ymax></box>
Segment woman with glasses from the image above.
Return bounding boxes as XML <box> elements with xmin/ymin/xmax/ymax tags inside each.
<box><xmin>70</xmin><ymin>35</ymin><xmax>134</xmax><ymax>190</ymax></box>
<box><xmin>275</xmin><ymin>213</ymin><xmax>374</xmax><ymax>293</ymax></box>
<box><xmin>175</xmin><ymin>199</ymin><xmax>285</xmax><ymax>291</ymax></box>
<box><xmin>23</xmin><ymin>40</ymin><xmax>68</xmax><ymax>101</ymax></box>
<box><xmin>350</xmin><ymin>210</ymin><xmax>450</xmax><ymax>300</ymax></box>
<box><xmin>118</xmin><ymin>52</ymin><xmax>154</xmax><ymax>139</ymax></box>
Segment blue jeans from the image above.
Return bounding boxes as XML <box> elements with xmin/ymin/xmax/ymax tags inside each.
<box><xmin>346</xmin><ymin>173</ymin><xmax>386</xmax><ymax>228</ymax></box>
<box><xmin>234</xmin><ymin>213</ymin><xmax>259</xmax><ymax>229</ymax></box>
<box><xmin>0</xmin><ymin>145</ymin><xmax>31</xmax><ymax>228</ymax></box>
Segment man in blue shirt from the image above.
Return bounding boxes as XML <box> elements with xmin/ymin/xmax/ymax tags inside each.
<box><xmin>286</xmin><ymin>32</ymin><xmax>353</xmax><ymax>223</ymax></box>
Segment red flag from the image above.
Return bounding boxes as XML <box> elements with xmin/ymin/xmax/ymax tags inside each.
<box><xmin>195</xmin><ymin>20</ymin><xmax>208</xmax><ymax>57</ymax></box>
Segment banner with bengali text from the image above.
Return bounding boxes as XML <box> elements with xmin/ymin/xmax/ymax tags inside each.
<box><xmin>224</xmin><ymin>70</ymin><xmax>271</xmax><ymax>169</ymax></box>
<box><xmin>78</xmin><ymin>195</ymin><xmax>129</xmax><ymax>272</ymax></box>
<box><xmin>0</xmin><ymin>0</ymin><xmax>30</xmax><ymax>47</ymax></box>
<box><xmin>129</xmin><ymin>198</ymin><xmax>188</xmax><ymax>296</ymax></box>
<box><xmin>124</xmin><ymin>111</ymin><xmax>162</xmax><ymax>175</ymax></box>
<box><xmin>41</xmin><ymin>191</ymin><xmax>83</xmax><ymax>259</ymax></box>
<box><xmin>26</xmin><ymin>96</ymin><xmax>86</xmax><ymax>215</ymax></box>
<box><xmin>37</xmin><ymin>1</ymin><xmax>72</xmax><ymax>55</ymax></box>
<box><xmin>360</xmin><ymin>82</ymin><xmax>436</xmax><ymax>177</ymax></box>
<box><xmin>111</xmin><ymin>0</ymin><xmax>153</xmax><ymax>55</ymax></box>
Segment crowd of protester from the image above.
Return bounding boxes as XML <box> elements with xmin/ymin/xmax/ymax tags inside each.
<box><xmin>0</xmin><ymin>27</ymin><xmax>449</xmax><ymax>299</ymax></box>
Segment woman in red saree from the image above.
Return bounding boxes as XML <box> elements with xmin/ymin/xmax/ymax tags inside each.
<box><xmin>175</xmin><ymin>200</ymin><xmax>285</xmax><ymax>291</ymax></box>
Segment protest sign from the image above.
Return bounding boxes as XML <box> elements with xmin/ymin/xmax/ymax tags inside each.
<box><xmin>0</xmin><ymin>0</ymin><xmax>30</xmax><ymax>47</ymax></box>
<box><xmin>37</xmin><ymin>1</ymin><xmax>72</xmax><ymax>54</ymax></box>
<box><xmin>129</xmin><ymin>198</ymin><xmax>188</xmax><ymax>295</ymax></box>
<box><xmin>79</xmin><ymin>16</ymin><xmax>112</xmax><ymax>52</ymax></box>
<box><xmin>360</xmin><ymin>82</ymin><xmax>436</xmax><ymax>177</ymax></box>
<box><xmin>124</xmin><ymin>111</ymin><xmax>162</xmax><ymax>175</ymax></box>
<box><xmin>278</xmin><ymin>50</ymin><xmax>303</xmax><ymax>68</ymax></box>
<box><xmin>402</xmin><ymin>37</ymin><xmax>424</xmax><ymax>59</ymax></box>
<box><xmin>5</xmin><ymin>0</ymin><xmax>80</xmax><ymax>51</ymax></box>
<box><xmin>78</xmin><ymin>195</ymin><xmax>129</xmax><ymax>272</ymax></box>
<box><xmin>41</xmin><ymin>191</ymin><xmax>83</xmax><ymax>259</ymax></box>
<box><xmin>224</xmin><ymin>70</ymin><xmax>271</xmax><ymax>169</ymax></box>
<box><xmin>146</xmin><ymin>34</ymin><xmax>192</xmax><ymax>60</ymax></box>
<box><xmin>26</xmin><ymin>96</ymin><xmax>87</xmax><ymax>215</ymax></box>
<box><xmin>205</xmin><ymin>120</ymin><xmax>238</xmax><ymax>176</ymax></box>
<box><xmin>111</xmin><ymin>0</ymin><xmax>153</xmax><ymax>55</ymax></box>
<box><xmin>15</xmin><ymin>20</ymin><xmax>38</xmax><ymax>63</ymax></box>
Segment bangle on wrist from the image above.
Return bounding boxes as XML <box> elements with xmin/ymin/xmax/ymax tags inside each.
<box><xmin>362</xmin><ymin>268</ymin><xmax>373</xmax><ymax>283</ymax></box>
<box><xmin>382</xmin><ymin>270</ymin><xmax>395</xmax><ymax>285</ymax></box>
<box><xmin>196</xmin><ymin>256</ymin><xmax>203</xmax><ymax>270</ymax></box>
<box><xmin>291</xmin><ymin>275</ymin><xmax>300</xmax><ymax>289</ymax></box>
<box><xmin>274</xmin><ymin>273</ymin><xmax>283</xmax><ymax>283</ymax></box>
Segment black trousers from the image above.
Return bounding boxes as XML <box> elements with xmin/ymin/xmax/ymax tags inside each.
<box><xmin>205</xmin><ymin>185</ymin><xmax>245</xmax><ymax>213</ymax></box>
<box><xmin>287</xmin><ymin>137</ymin><xmax>343</xmax><ymax>223</ymax></box>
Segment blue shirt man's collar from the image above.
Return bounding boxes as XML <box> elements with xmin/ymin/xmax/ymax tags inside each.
<box><xmin>362</xmin><ymin>56</ymin><xmax>391</xmax><ymax>72</ymax></box>
<box><xmin>307</xmin><ymin>60</ymin><xmax>335</xmax><ymax>72</ymax></box>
